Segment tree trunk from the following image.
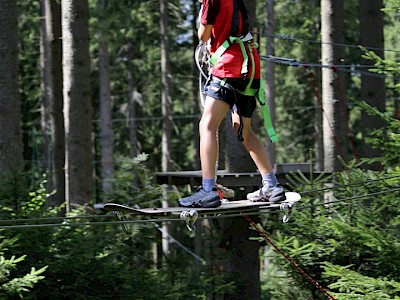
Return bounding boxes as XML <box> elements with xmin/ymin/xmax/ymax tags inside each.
<box><xmin>221</xmin><ymin>217</ymin><xmax>261</xmax><ymax>300</ymax></box>
<box><xmin>0</xmin><ymin>0</ymin><xmax>22</xmax><ymax>173</ymax></box>
<box><xmin>62</xmin><ymin>0</ymin><xmax>93</xmax><ymax>211</ymax></box>
<box><xmin>39</xmin><ymin>3</ymin><xmax>51</xmax><ymax>184</ymax></box>
<box><xmin>358</xmin><ymin>0</ymin><xmax>385</xmax><ymax>170</ymax></box>
<box><xmin>98</xmin><ymin>0</ymin><xmax>115</xmax><ymax>199</ymax></box>
<box><xmin>321</xmin><ymin>0</ymin><xmax>347</xmax><ymax>172</ymax></box>
<box><xmin>160</xmin><ymin>0</ymin><xmax>172</xmax><ymax>173</ymax></box>
<box><xmin>40</xmin><ymin>0</ymin><xmax>65</xmax><ymax>208</ymax></box>
<box><xmin>160</xmin><ymin>0</ymin><xmax>172</xmax><ymax>258</ymax></box>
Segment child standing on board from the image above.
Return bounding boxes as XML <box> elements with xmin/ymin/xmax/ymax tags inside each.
<box><xmin>178</xmin><ymin>0</ymin><xmax>285</xmax><ymax>208</ymax></box>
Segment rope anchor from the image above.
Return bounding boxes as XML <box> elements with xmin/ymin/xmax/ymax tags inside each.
<box><xmin>279</xmin><ymin>202</ymin><xmax>294</xmax><ymax>223</ymax></box>
<box><xmin>180</xmin><ymin>210</ymin><xmax>199</xmax><ymax>232</ymax></box>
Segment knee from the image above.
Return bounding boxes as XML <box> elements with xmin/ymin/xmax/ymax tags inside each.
<box><xmin>200</xmin><ymin>117</ymin><xmax>217</xmax><ymax>135</ymax></box>
<box><xmin>239</xmin><ymin>128</ymin><xmax>257</xmax><ymax>147</ymax></box>
<box><xmin>199</xmin><ymin>118</ymin><xmax>208</xmax><ymax>133</ymax></box>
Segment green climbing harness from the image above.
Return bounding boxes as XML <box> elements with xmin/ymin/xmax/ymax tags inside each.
<box><xmin>208</xmin><ymin>33</ymin><xmax>279</xmax><ymax>143</ymax></box>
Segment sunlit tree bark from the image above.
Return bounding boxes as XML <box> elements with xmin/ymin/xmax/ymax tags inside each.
<box><xmin>321</xmin><ymin>0</ymin><xmax>347</xmax><ymax>171</ymax></box>
<box><xmin>62</xmin><ymin>0</ymin><xmax>93</xmax><ymax>211</ymax></box>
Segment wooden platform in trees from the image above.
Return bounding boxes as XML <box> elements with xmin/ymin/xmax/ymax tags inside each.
<box><xmin>153</xmin><ymin>163</ymin><xmax>323</xmax><ymax>189</ymax></box>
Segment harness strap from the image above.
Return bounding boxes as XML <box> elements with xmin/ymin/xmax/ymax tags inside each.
<box><xmin>209</xmin><ymin>36</ymin><xmax>249</xmax><ymax>76</ymax></box>
<box><xmin>213</xmin><ymin>76</ymin><xmax>278</xmax><ymax>143</ymax></box>
<box><xmin>207</xmin><ymin>0</ymin><xmax>279</xmax><ymax>143</ymax></box>
<box><xmin>218</xmin><ymin>77</ymin><xmax>245</xmax><ymax>142</ymax></box>
<box><xmin>257</xmin><ymin>81</ymin><xmax>279</xmax><ymax>142</ymax></box>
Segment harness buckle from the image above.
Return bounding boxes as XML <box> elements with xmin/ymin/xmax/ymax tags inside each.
<box><xmin>240</xmin><ymin>32</ymin><xmax>253</xmax><ymax>43</ymax></box>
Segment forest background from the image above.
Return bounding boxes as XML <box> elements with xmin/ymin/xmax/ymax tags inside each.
<box><xmin>0</xmin><ymin>0</ymin><xmax>399</xmax><ymax>299</ymax></box>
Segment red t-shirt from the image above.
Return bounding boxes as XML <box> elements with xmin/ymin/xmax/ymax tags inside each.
<box><xmin>200</xmin><ymin>0</ymin><xmax>260</xmax><ymax>79</ymax></box>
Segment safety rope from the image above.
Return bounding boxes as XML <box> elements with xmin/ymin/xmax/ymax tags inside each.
<box><xmin>1</xmin><ymin>186</ymin><xmax>399</xmax><ymax>230</ymax></box>
<box><xmin>261</xmin><ymin>55</ymin><xmax>400</xmax><ymax>81</ymax></box>
<box><xmin>244</xmin><ymin>215</ymin><xmax>337</xmax><ymax>300</ymax></box>
<box><xmin>1</xmin><ymin>175</ymin><xmax>399</xmax><ymax>229</ymax></box>
<box><xmin>263</xmin><ymin>32</ymin><xmax>400</xmax><ymax>54</ymax></box>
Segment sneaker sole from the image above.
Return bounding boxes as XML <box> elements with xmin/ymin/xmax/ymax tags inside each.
<box><xmin>247</xmin><ymin>193</ymin><xmax>286</xmax><ymax>203</ymax></box>
<box><xmin>268</xmin><ymin>194</ymin><xmax>287</xmax><ymax>203</ymax></box>
<box><xmin>200</xmin><ymin>198</ymin><xmax>221</xmax><ymax>208</ymax></box>
<box><xmin>178</xmin><ymin>197</ymin><xmax>221</xmax><ymax>208</ymax></box>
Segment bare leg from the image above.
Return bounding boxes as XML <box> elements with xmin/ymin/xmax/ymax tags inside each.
<box><xmin>177</xmin><ymin>96</ymin><xmax>228</xmax><ymax>208</ymax></box>
<box><xmin>231</xmin><ymin>112</ymin><xmax>273</xmax><ymax>175</ymax></box>
<box><xmin>199</xmin><ymin>96</ymin><xmax>230</xmax><ymax>179</ymax></box>
<box><xmin>231</xmin><ymin>112</ymin><xmax>285</xmax><ymax>202</ymax></box>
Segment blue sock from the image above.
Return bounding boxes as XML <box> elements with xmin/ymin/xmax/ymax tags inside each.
<box><xmin>202</xmin><ymin>178</ymin><xmax>216</xmax><ymax>192</ymax></box>
<box><xmin>262</xmin><ymin>173</ymin><xmax>277</xmax><ymax>188</ymax></box>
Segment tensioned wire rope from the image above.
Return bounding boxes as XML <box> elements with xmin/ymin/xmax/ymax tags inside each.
<box><xmin>260</xmin><ymin>55</ymin><xmax>400</xmax><ymax>81</ymax></box>
<box><xmin>262</xmin><ymin>32</ymin><xmax>400</xmax><ymax>54</ymax></box>
<box><xmin>260</xmin><ymin>53</ymin><xmax>396</xmax><ymax>163</ymax></box>
<box><xmin>1</xmin><ymin>186</ymin><xmax>398</xmax><ymax>299</ymax></box>
<box><xmin>22</xmin><ymin>29</ymin><xmax>399</xmax><ymax>131</ymax></box>
<box><xmin>21</xmin><ymin>59</ymin><xmax>398</xmax><ymax>129</ymax></box>
<box><xmin>17</xmin><ymin>39</ymin><xmax>399</xmax><ymax>127</ymax></box>
<box><xmin>1</xmin><ymin>182</ymin><xmax>398</xmax><ymax>298</ymax></box>
<box><xmin>1</xmin><ymin>175</ymin><xmax>399</xmax><ymax>230</ymax></box>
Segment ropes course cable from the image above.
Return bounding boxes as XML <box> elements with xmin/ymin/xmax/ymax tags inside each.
<box><xmin>0</xmin><ymin>184</ymin><xmax>398</xmax><ymax>230</ymax></box>
<box><xmin>262</xmin><ymin>53</ymin><xmax>395</xmax><ymax>163</ymax></box>
<box><xmin>0</xmin><ymin>214</ymin><xmax>115</xmax><ymax>224</ymax></box>
<box><xmin>263</xmin><ymin>32</ymin><xmax>400</xmax><ymax>54</ymax></box>
<box><xmin>244</xmin><ymin>215</ymin><xmax>337</xmax><ymax>299</ymax></box>
<box><xmin>0</xmin><ymin>176</ymin><xmax>398</xmax><ymax>228</ymax></box>
<box><xmin>298</xmin><ymin>174</ymin><xmax>400</xmax><ymax>195</ymax></box>
<box><xmin>297</xmin><ymin>187</ymin><xmax>400</xmax><ymax>212</ymax></box>
<box><xmin>0</xmin><ymin>216</ymin><xmax>178</xmax><ymax>230</ymax></box>
<box><xmin>260</xmin><ymin>55</ymin><xmax>400</xmax><ymax>81</ymax></box>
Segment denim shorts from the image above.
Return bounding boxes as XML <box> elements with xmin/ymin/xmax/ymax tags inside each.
<box><xmin>204</xmin><ymin>76</ymin><xmax>260</xmax><ymax>118</ymax></box>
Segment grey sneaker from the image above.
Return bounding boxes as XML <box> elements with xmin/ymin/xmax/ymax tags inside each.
<box><xmin>178</xmin><ymin>187</ymin><xmax>221</xmax><ymax>208</ymax></box>
<box><xmin>247</xmin><ymin>184</ymin><xmax>286</xmax><ymax>203</ymax></box>
<box><xmin>216</xmin><ymin>183</ymin><xmax>235</xmax><ymax>199</ymax></box>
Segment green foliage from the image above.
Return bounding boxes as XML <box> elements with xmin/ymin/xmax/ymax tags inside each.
<box><xmin>0</xmin><ymin>233</ymin><xmax>47</xmax><ymax>299</ymax></box>
<box><xmin>0</xmin><ymin>168</ymin><xmax>30</xmax><ymax>219</ymax></box>
<box><xmin>38</xmin><ymin>206</ymin><xmax>162</xmax><ymax>299</ymax></box>
<box><xmin>323</xmin><ymin>263</ymin><xmax>400</xmax><ymax>299</ymax></box>
<box><xmin>12</xmin><ymin>0</ymin><xmax>400</xmax><ymax>298</ymax></box>
<box><xmin>260</xmin><ymin>4</ymin><xmax>400</xmax><ymax>296</ymax></box>
<box><xmin>383</xmin><ymin>0</ymin><xmax>400</xmax><ymax>12</ymax></box>
<box><xmin>270</xmin><ymin>0</ymin><xmax>322</xmax><ymax>163</ymax></box>
<box><xmin>355</xmin><ymin>100</ymin><xmax>400</xmax><ymax>168</ymax></box>
<box><xmin>89</xmin><ymin>0</ymin><xmax>196</xmax><ymax>171</ymax></box>
<box><xmin>105</xmin><ymin>153</ymin><xmax>163</xmax><ymax>206</ymax></box>
<box><xmin>0</xmin><ymin>154</ymin><xmax>231</xmax><ymax>299</ymax></box>
<box><xmin>259</xmin><ymin>157</ymin><xmax>400</xmax><ymax>299</ymax></box>
<box><xmin>359</xmin><ymin>46</ymin><xmax>400</xmax><ymax>78</ymax></box>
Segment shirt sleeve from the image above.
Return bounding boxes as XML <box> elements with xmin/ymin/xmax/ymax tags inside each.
<box><xmin>200</xmin><ymin>0</ymin><xmax>220</xmax><ymax>25</ymax></box>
